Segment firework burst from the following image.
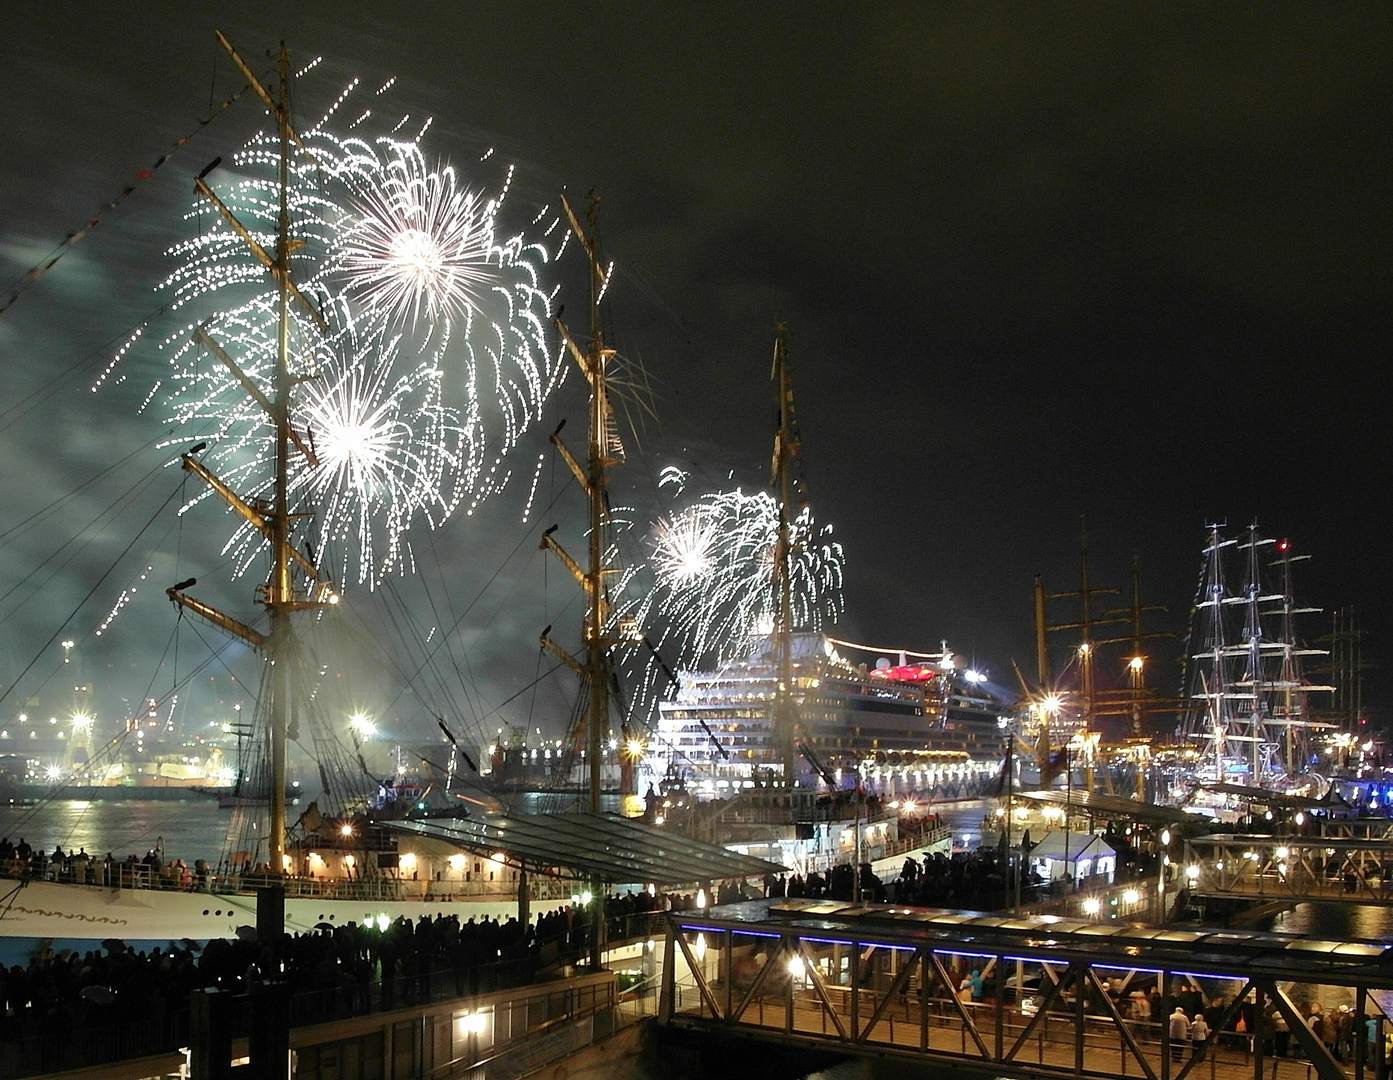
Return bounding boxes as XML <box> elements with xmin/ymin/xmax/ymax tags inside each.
<box><xmin>634</xmin><ymin>477</ymin><xmax>845</xmax><ymax>672</ymax></box>
<box><xmin>150</xmin><ymin>80</ymin><xmax>565</xmax><ymax>585</ymax></box>
<box><xmin>334</xmin><ymin>142</ymin><xmax>498</xmax><ymax>326</ymax></box>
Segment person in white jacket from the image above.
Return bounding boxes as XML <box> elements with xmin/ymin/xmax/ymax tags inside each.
<box><xmin>1191</xmin><ymin>1013</ymin><xmax>1211</xmax><ymax>1057</ymax></box>
<box><xmin>1170</xmin><ymin>1006</ymin><xmax>1192</xmax><ymax>1060</ymax></box>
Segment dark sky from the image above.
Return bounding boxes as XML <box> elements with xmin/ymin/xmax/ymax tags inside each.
<box><xmin>1</xmin><ymin>4</ymin><xmax>1389</xmax><ymax>749</ymax></box>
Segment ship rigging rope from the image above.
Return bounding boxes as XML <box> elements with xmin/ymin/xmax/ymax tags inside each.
<box><xmin>0</xmin><ymin>481</ymin><xmax>185</xmax><ymax>710</ymax></box>
<box><xmin>0</xmin><ymin>74</ymin><xmax>254</xmax><ymax>321</ymax></box>
<box><xmin>0</xmin><ymin>436</ymin><xmax>168</xmax><ymax>547</ymax></box>
<box><xmin>0</xmin><ymin>879</ymin><xmax>28</xmax><ymax>925</ymax></box>
<box><xmin>1</xmin><ymin>488</ymin><xmax>175</xmax><ymax>631</ymax></box>
<box><xmin>0</xmin><ymin>311</ymin><xmax>175</xmax><ymax>436</ymax></box>
<box><xmin>366</xmin><ymin>481</ymin><xmax>574</xmax><ymax>735</ymax></box>
<box><xmin>824</xmin><ymin>636</ymin><xmax>944</xmax><ymax>660</ymax></box>
<box><xmin>4</xmin><ymin>720</ymin><xmax>147</xmax><ymax>839</ymax></box>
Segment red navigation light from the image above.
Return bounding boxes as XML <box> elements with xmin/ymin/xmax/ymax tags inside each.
<box><xmin>1277</xmin><ymin>540</ymin><xmax>1289</xmax><ymax>551</ymax></box>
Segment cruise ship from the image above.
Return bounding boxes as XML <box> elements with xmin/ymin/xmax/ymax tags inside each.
<box><xmin>648</xmin><ymin>632</ymin><xmax>1015</xmax><ymax>798</ymax></box>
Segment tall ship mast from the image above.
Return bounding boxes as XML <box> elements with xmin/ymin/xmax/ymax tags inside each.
<box><xmin>165</xmin><ymin>35</ymin><xmax>338</xmax><ymax>899</ymax></box>
<box><xmin>770</xmin><ymin>324</ymin><xmax>801</xmax><ymax>783</ymax></box>
<box><xmin>1177</xmin><ymin>523</ymin><xmax>1334</xmax><ymax>793</ymax></box>
<box><xmin>539</xmin><ymin>194</ymin><xmax>623</xmax><ymax>964</ymax></box>
<box><xmin>646</xmin><ymin>329</ymin><xmax>1013</xmax><ymax>802</ymax></box>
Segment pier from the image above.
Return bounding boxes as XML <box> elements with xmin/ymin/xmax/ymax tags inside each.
<box><xmin>660</xmin><ymin>898</ymin><xmax>1393</xmax><ymax>1080</ymax></box>
<box><xmin>1186</xmin><ymin>835</ymin><xmax>1393</xmax><ymax>906</ymax></box>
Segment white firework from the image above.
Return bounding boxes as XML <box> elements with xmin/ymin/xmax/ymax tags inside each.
<box><xmin>294</xmin><ymin>329</ymin><xmax>461</xmax><ymax>584</ymax></box>
<box><xmin>151</xmin><ymin>80</ymin><xmax>565</xmax><ymax>585</ymax></box>
<box><xmin>335</xmin><ymin>142</ymin><xmax>497</xmax><ymax>326</ymax></box>
<box><xmin>638</xmin><ymin>485</ymin><xmax>845</xmax><ymax>670</ymax></box>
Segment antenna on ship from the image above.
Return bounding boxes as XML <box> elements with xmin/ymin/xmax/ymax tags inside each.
<box><xmin>164</xmin><ymin>34</ymin><xmax>335</xmax><ymax>945</ymax></box>
<box><xmin>770</xmin><ymin>323</ymin><xmax>801</xmax><ymax>785</ymax></box>
<box><xmin>541</xmin><ymin>192</ymin><xmax>622</xmax><ymax>966</ymax></box>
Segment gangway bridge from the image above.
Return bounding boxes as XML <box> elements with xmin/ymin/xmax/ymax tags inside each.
<box><xmin>660</xmin><ymin>898</ymin><xmax>1393</xmax><ymax>1080</ymax></box>
<box><xmin>1185</xmin><ymin>834</ymin><xmax>1393</xmax><ymax>906</ymax></box>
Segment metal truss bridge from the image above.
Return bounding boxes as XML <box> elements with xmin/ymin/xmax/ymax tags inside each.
<box><xmin>1184</xmin><ymin>834</ymin><xmax>1393</xmax><ymax>906</ymax></box>
<box><xmin>659</xmin><ymin>898</ymin><xmax>1393</xmax><ymax>1080</ymax></box>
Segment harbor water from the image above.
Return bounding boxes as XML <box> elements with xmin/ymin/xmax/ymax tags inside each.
<box><xmin>0</xmin><ymin>796</ymin><xmax>230</xmax><ymax>864</ymax></box>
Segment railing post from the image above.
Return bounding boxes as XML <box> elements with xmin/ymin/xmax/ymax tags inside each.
<box><xmin>1076</xmin><ymin>962</ymin><xmax>1086</xmax><ymax>1075</ymax></box>
<box><xmin>724</xmin><ymin>930</ymin><xmax>733</xmax><ymax>1020</ymax></box>
<box><xmin>1161</xmin><ymin>971</ymin><xmax>1171</xmax><ymax>1080</ymax></box>
<box><xmin>1357</xmin><ymin>987</ymin><xmax>1367</xmax><ymax>1080</ymax></box>
<box><xmin>659</xmin><ymin>924</ymin><xmax>675</xmax><ymax>1022</ymax></box>
<box><xmin>784</xmin><ymin>934</ymin><xmax>794</xmax><ymax>1035</ymax></box>
<box><xmin>1254</xmin><ymin>986</ymin><xmax>1265</xmax><ymax>1080</ymax></box>
<box><xmin>996</xmin><ymin>952</ymin><xmax>1006</xmax><ymax>1062</ymax></box>
<box><xmin>920</xmin><ymin>952</ymin><xmax>930</xmax><ymax>1051</ymax></box>
<box><xmin>850</xmin><ymin>939</ymin><xmax>860</xmax><ymax>1041</ymax></box>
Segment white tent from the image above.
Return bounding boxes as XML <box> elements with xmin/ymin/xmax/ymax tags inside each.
<box><xmin>1026</xmin><ymin>831</ymin><xmax>1117</xmax><ymax>885</ymax></box>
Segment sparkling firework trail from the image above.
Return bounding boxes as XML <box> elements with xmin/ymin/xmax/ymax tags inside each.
<box><xmin>632</xmin><ymin>476</ymin><xmax>845</xmax><ymax>675</ymax></box>
<box><xmin>145</xmin><ymin>77</ymin><xmax>565</xmax><ymax>586</ymax></box>
<box><xmin>334</xmin><ymin>141</ymin><xmax>499</xmax><ymax>327</ymax></box>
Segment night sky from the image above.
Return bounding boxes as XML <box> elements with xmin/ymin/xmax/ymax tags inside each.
<box><xmin>1</xmin><ymin>5</ymin><xmax>1389</xmax><ymax>751</ymax></box>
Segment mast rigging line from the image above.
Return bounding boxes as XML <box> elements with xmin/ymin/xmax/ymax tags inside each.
<box><xmin>0</xmin><ymin>435</ymin><xmax>170</xmax><ymax>548</ymax></box>
<box><xmin>824</xmin><ymin>636</ymin><xmax>943</xmax><ymax>660</ymax></box>
<box><xmin>0</xmin><ymin>307</ymin><xmax>178</xmax><ymax>436</ymax></box>
<box><xmin>420</xmin><ymin>521</ymin><xmax>486</xmax><ymax>725</ymax></box>
<box><xmin>0</xmin><ymin>480</ymin><xmax>186</xmax><ymax>710</ymax></box>
<box><xmin>0</xmin><ymin>463</ymin><xmax>174</xmax><ymax>618</ymax></box>
<box><xmin>364</xmin><ymin>481</ymin><xmax>574</xmax><ymax>733</ymax></box>
<box><xmin>0</xmin><ymin>76</ymin><xmax>257</xmax><ymax>321</ymax></box>
<box><xmin>3</xmin><ymin>720</ymin><xmax>149</xmax><ymax>838</ymax></box>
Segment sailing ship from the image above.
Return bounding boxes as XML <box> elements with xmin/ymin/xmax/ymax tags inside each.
<box><xmin>1173</xmin><ymin>523</ymin><xmax>1336</xmax><ymax>804</ymax></box>
<box><xmin>0</xmin><ymin>35</ymin><xmax>605</xmax><ymax>948</ymax></box>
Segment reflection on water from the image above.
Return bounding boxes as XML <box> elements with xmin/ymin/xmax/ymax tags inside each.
<box><xmin>1268</xmin><ymin>902</ymin><xmax>1393</xmax><ymax>941</ymax></box>
<box><xmin>0</xmin><ymin>798</ymin><xmax>230</xmax><ymax>861</ymax></box>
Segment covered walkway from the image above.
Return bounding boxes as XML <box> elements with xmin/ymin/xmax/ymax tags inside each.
<box><xmin>661</xmin><ymin>899</ymin><xmax>1393</xmax><ymax>1080</ymax></box>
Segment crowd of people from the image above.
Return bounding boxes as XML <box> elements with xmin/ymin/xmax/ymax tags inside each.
<box><xmin>0</xmin><ymin>837</ymin><xmax>211</xmax><ymax>889</ymax></box>
<box><xmin>762</xmin><ymin>846</ymin><xmax>1036</xmax><ymax>910</ymax></box>
<box><xmin>0</xmin><ymin>905</ymin><xmax>591</xmax><ymax>1067</ymax></box>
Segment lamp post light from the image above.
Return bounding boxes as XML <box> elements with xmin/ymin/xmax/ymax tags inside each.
<box><xmin>1157</xmin><ymin>828</ymin><xmax>1172</xmax><ymax>922</ymax></box>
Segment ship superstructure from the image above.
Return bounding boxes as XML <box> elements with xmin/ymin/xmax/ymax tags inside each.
<box><xmin>649</xmin><ymin>631</ymin><xmax>1011</xmax><ymax>796</ymax></box>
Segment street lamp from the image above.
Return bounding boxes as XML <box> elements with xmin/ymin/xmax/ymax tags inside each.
<box><xmin>1157</xmin><ymin>829</ymin><xmax>1173</xmax><ymax>921</ymax></box>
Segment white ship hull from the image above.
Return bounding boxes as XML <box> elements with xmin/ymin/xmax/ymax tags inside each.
<box><xmin>0</xmin><ymin>879</ymin><xmax>564</xmax><ymax>945</ymax></box>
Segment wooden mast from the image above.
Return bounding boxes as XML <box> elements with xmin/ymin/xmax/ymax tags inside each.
<box><xmin>166</xmin><ymin>34</ymin><xmax>334</xmax><ymax>885</ymax></box>
<box><xmin>769</xmin><ymin>325</ymin><xmax>799</xmax><ymax>784</ymax></box>
<box><xmin>541</xmin><ymin>193</ymin><xmax>621</xmax><ymax>967</ymax></box>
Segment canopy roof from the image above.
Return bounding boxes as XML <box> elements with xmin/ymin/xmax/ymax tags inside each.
<box><xmin>1191</xmin><ymin>782</ymin><xmax>1343</xmax><ymax>812</ymax></box>
<box><xmin>380</xmin><ymin>811</ymin><xmax>781</xmax><ymax>886</ymax></box>
<box><xmin>1016</xmin><ymin>788</ymin><xmax>1194</xmax><ymax>826</ymax></box>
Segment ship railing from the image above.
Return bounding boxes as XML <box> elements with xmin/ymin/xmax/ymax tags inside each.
<box><xmin>0</xmin><ymin>859</ymin><xmax>591</xmax><ymax>903</ymax></box>
<box><xmin>219</xmin><ymin>873</ymin><xmax>583</xmax><ymax>903</ymax></box>
<box><xmin>798</xmin><ymin>824</ymin><xmax>954</xmax><ymax>875</ymax></box>
<box><xmin>879</xmin><ymin>823</ymin><xmax>954</xmax><ymax>861</ymax></box>
<box><xmin>0</xmin><ymin>858</ymin><xmax>203</xmax><ymax>890</ymax></box>
<box><xmin>715</xmin><ymin>798</ymin><xmax>899</xmax><ymax>828</ymax></box>
<box><xmin>232</xmin><ymin>876</ymin><xmax>408</xmax><ymax>901</ymax></box>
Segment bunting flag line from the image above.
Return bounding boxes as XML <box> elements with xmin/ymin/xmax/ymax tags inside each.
<box><xmin>0</xmin><ymin>81</ymin><xmax>255</xmax><ymax>320</ymax></box>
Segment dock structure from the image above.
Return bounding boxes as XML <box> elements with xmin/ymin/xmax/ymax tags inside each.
<box><xmin>1186</xmin><ymin>834</ymin><xmax>1393</xmax><ymax>905</ymax></box>
<box><xmin>660</xmin><ymin>899</ymin><xmax>1393</xmax><ymax>1080</ymax></box>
